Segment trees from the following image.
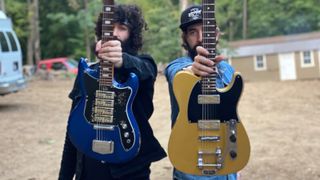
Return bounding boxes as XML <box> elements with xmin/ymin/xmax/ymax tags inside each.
<box><xmin>4</xmin><ymin>0</ymin><xmax>320</xmax><ymax>64</ymax></box>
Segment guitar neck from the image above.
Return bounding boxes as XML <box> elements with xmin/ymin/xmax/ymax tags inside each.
<box><xmin>100</xmin><ymin>0</ymin><xmax>115</xmax><ymax>88</ymax></box>
<box><xmin>201</xmin><ymin>0</ymin><xmax>217</xmax><ymax>94</ymax></box>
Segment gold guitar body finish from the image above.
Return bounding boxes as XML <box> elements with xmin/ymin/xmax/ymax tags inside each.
<box><xmin>168</xmin><ymin>71</ymin><xmax>250</xmax><ymax>175</ymax></box>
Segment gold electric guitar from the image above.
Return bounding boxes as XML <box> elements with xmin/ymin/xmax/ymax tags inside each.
<box><xmin>168</xmin><ymin>0</ymin><xmax>250</xmax><ymax>176</ymax></box>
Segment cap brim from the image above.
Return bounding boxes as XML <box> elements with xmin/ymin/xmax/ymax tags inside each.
<box><xmin>179</xmin><ymin>19</ymin><xmax>202</xmax><ymax>31</ymax></box>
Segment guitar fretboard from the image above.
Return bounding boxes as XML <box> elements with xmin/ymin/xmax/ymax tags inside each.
<box><xmin>201</xmin><ymin>0</ymin><xmax>217</xmax><ymax>94</ymax></box>
<box><xmin>99</xmin><ymin>0</ymin><xmax>115</xmax><ymax>88</ymax></box>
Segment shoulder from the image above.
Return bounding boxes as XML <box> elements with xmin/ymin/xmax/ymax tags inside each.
<box><xmin>168</xmin><ymin>56</ymin><xmax>192</xmax><ymax>65</ymax></box>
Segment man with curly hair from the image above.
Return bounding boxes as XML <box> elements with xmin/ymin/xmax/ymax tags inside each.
<box><xmin>58</xmin><ymin>4</ymin><xmax>166</xmax><ymax>180</ymax></box>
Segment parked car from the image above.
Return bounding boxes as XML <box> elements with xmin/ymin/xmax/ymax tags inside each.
<box><xmin>0</xmin><ymin>10</ymin><xmax>26</xmax><ymax>96</ymax></box>
<box><xmin>37</xmin><ymin>57</ymin><xmax>78</xmax><ymax>75</ymax></box>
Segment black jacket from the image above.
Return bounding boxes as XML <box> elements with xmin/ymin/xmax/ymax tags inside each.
<box><xmin>58</xmin><ymin>53</ymin><xmax>166</xmax><ymax>179</ymax></box>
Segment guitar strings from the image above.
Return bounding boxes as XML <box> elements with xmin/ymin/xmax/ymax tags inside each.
<box><xmin>202</xmin><ymin>0</ymin><xmax>216</xmax><ymax>163</ymax></box>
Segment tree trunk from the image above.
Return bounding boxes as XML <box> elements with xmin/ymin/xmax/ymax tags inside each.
<box><xmin>180</xmin><ymin>0</ymin><xmax>188</xmax><ymax>12</ymax></box>
<box><xmin>84</xmin><ymin>0</ymin><xmax>91</xmax><ymax>60</ymax></box>
<box><xmin>242</xmin><ymin>0</ymin><xmax>247</xmax><ymax>39</ymax></box>
<box><xmin>0</xmin><ymin>0</ymin><xmax>5</xmax><ymax>12</ymax></box>
<box><xmin>34</xmin><ymin>0</ymin><xmax>41</xmax><ymax>64</ymax></box>
<box><xmin>180</xmin><ymin>0</ymin><xmax>188</xmax><ymax>54</ymax></box>
<box><xmin>27</xmin><ymin>0</ymin><xmax>34</xmax><ymax>65</ymax></box>
<box><xmin>229</xmin><ymin>21</ymin><xmax>234</xmax><ymax>41</ymax></box>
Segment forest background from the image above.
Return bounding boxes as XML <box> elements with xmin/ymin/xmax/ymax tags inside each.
<box><xmin>1</xmin><ymin>0</ymin><xmax>320</xmax><ymax>65</ymax></box>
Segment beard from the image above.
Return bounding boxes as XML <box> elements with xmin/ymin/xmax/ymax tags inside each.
<box><xmin>186</xmin><ymin>42</ymin><xmax>202</xmax><ymax>60</ymax></box>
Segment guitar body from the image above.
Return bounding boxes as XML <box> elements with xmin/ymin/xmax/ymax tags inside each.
<box><xmin>67</xmin><ymin>58</ymin><xmax>140</xmax><ymax>163</ymax></box>
<box><xmin>168</xmin><ymin>71</ymin><xmax>250</xmax><ymax>175</ymax></box>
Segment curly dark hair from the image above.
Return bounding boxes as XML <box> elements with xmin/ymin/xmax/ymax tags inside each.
<box><xmin>95</xmin><ymin>4</ymin><xmax>147</xmax><ymax>55</ymax></box>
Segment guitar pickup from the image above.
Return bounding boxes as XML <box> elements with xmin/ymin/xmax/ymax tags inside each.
<box><xmin>198</xmin><ymin>120</ymin><xmax>220</xmax><ymax>130</ymax></box>
<box><xmin>199</xmin><ymin>136</ymin><xmax>220</xmax><ymax>142</ymax></box>
<box><xmin>198</xmin><ymin>94</ymin><xmax>220</xmax><ymax>104</ymax></box>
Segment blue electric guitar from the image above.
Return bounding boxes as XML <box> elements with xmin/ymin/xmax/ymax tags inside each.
<box><xmin>67</xmin><ymin>0</ymin><xmax>140</xmax><ymax>163</ymax></box>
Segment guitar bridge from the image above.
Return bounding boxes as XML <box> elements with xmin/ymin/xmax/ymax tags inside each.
<box><xmin>92</xmin><ymin>140</ymin><xmax>114</xmax><ymax>154</ymax></box>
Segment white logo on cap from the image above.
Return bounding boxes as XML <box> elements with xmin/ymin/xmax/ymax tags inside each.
<box><xmin>188</xmin><ymin>8</ymin><xmax>201</xmax><ymax>19</ymax></box>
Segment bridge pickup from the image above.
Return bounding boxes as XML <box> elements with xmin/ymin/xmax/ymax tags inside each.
<box><xmin>92</xmin><ymin>140</ymin><xmax>114</xmax><ymax>154</ymax></box>
<box><xmin>93</xmin><ymin>115</ymin><xmax>113</xmax><ymax>123</ymax></box>
<box><xmin>199</xmin><ymin>136</ymin><xmax>220</xmax><ymax>142</ymax></box>
<box><xmin>94</xmin><ymin>107</ymin><xmax>114</xmax><ymax>115</ymax></box>
<box><xmin>198</xmin><ymin>120</ymin><xmax>220</xmax><ymax>130</ymax></box>
<box><xmin>198</xmin><ymin>94</ymin><xmax>220</xmax><ymax>104</ymax></box>
<box><xmin>94</xmin><ymin>124</ymin><xmax>115</xmax><ymax>130</ymax></box>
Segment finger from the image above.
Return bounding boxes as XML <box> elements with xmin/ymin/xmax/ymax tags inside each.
<box><xmin>196</xmin><ymin>46</ymin><xmax>209</xmax><ymax>56</ymax></box>
<box><xmin>95</xmin><ymin>40</ymin><xmax>102</xmax><ymax>52</ymax></box>
<box><xmin>105</xmin><ymin>51</ymin><xmax>122</xmax><ymax>58</ymax></box>
<box><xmin>191</xmin><ymin>66</ymin><xmax>210</xmax><ymax>76</ymax></box>
<box><xmin>195</xmin><ymin>55</ymin><xmax>214</xmax><ymax>66</ymax></box>
<box><xmin>102</xmin><ymin>46</ymin><xmax>122</xmax><ymax>53</ymax></box>
<box><xmin>104</xmin><ymin>57</ymin><xmax>120</xmax><ymax>63</ymax></box>
<box><xmin>214</xmin><ymin>55</ymin><xmax>225</xmax><ymax>63</ymax></box>
<box><xmin>193</xmin><ymin>62</ymin><xmax>215</xmax><ymax>74</ymax></box>
<box><xmin>103</xmin><ymin>40</ymin><xmax>121</xmax><ymax>47</ymax></box>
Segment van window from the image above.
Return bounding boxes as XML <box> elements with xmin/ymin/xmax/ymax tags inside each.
<box><xmin>6</xmin><ymin>32</ymin><xmax>18</xmax><ymax>51</ymax></box>
<box><xmin>0</xmin><ymin>31</ymin><xmax>9</xmax><ymax>52</ymax></box>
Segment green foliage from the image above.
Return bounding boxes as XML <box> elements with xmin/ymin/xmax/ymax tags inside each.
<box><xmin>118</xmin><ymin>0</ymin><xmax>182</xmax><ymax>63</ymax></box>
<box><xmin>248</xmin><ymin>0</ymin><xmax>320</xmax><ymax>38</ymax></box>
<box><xmin>4</xmin><ymin>0</ymin><xmax>320</xmax><ymax>65</ymax></box>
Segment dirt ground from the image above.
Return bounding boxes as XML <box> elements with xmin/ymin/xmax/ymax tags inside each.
<box><xmin>1</xmin><ymin>74</ymin><xmax>320</xmax><ymax>180</ymax></box>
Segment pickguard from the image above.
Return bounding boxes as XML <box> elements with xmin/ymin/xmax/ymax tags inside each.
<box><xmin>83</xmin><ymin>73</ymin><xmax>135</xmax><ymax>150</ymax></box>
<box><xmin>188</xmin><ymin>77</ymin><xmax>242</xmax><ymax>123</ymax></box>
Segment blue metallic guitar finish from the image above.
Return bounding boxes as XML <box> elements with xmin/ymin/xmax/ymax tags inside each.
<box><xmin>67</xmin><ymin>58</ymin><xmax>140</xmax><ymax>163</ymax></box>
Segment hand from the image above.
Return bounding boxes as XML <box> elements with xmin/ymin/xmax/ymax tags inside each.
<box><xmin>96</xmin><ymin>40</ymin><xmax>123</xmax><ymax>68</ymax></box>
<box><xmin>190</xmin><ymin>46</ymin><xmax>224</xmax><ymax>76</ymax></box>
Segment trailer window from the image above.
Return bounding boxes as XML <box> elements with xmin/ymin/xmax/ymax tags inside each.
<box><xmin>6</xmin><ymin>32</ymin><xmax>18</xmax><ymax>51</ymax></box>
<box><xmin>0</xmin><ymin>31</ymin><xmax>9</xmax><ymax>52</ymax></box>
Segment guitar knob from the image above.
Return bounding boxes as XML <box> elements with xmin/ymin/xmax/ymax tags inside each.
<box><xmin>230</xmin><ymin>134</ymin><xmax>237</xmax><ymax>143</ymax></box>
<box><xmin>230</xmin><ymin>150</ymin><xmax>237</xmax><ymax>159</ymax></box>
<box><xmin>124</xmin><ymin>132</ymin><xmax>129</xmax><ymax>138</ymax></box>
<box><xmin>126</xmin><ymin>139</ymin><xmax>131</xmax><ymax>144</ymax></box>
<box><xmin>121</xmin><ymin>123</ymin><xmax>128</xmax><ymax>129</ymax></box>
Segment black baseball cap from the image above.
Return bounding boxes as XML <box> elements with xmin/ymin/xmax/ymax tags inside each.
<box><xmin>179</xmin><ymin>5</ymin><xmax>202</xmax><ymax>31</ymax></box>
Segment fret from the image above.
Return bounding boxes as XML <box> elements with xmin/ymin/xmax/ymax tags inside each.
<box><xmin>202</xmin><ymin>12</ymin><xmax>215</xmax><ymax>16</ymax></box>
<box><xmin>98</xmin><ymin>0</ymin><xmax>115</xmax><ymax>89</ymax></box>
<box><xmin>103</xmin><ymin>6</ymin><xmax>113</xmax><ymax>12</ymax></box>
<box><xmin>203</xmin><ymin>25</ymin><xmax>216</xmax><ymax>27</ymax></box>
<box><xmin>207</xmin><ymin>54</ymin><xmax>217</xmax><ymax>58</ymax></box>
<box><xmin>201</xmin><ymin>0</ymin><xmax>218</xmax><ymax>92</ymax></box>
<box><xmin>204</xmin><ymin>32</ymin><xmax>216</xmax><ymax>36</ymax></box>
<box><xmin>203</xmin><ymin>37</ymin><xmax>216</xmax><ymax>40</ymax></box>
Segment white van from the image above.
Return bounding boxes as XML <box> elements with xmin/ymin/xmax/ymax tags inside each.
<box><xmin>0</xmin><ymin>10</ymin><xmax>26</xmax><ymax>96</ymax></box>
